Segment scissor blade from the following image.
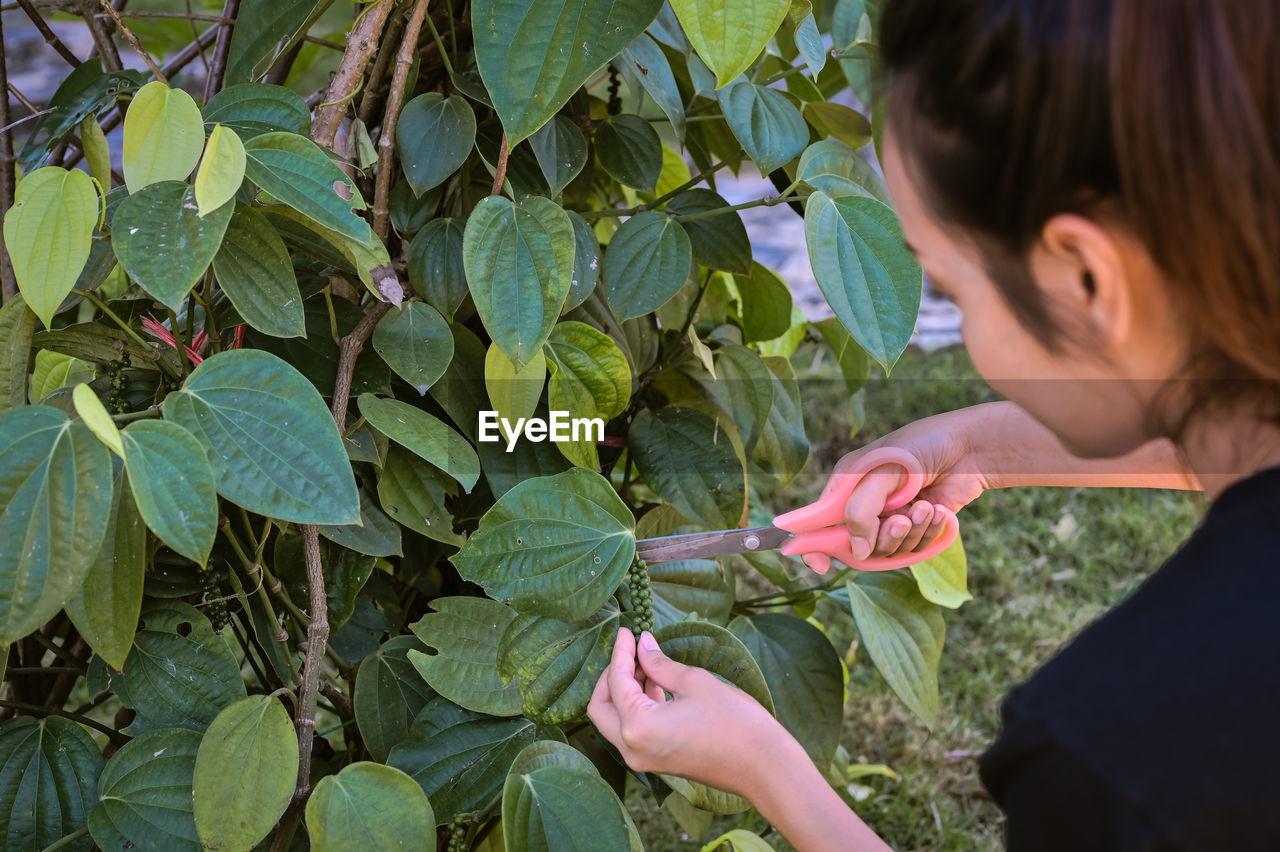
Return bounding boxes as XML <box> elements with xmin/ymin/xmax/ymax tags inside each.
<box><xmin>634</xmin><ymin>525</ymin><xmax>793</xmax><ymax>564</ymax></box>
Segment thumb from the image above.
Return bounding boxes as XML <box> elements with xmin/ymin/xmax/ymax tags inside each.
<box><xmin>636</xmin><ymin>631</ymin><xmax>696</xmax><ymax>694</ymax></box>
<box><xmin>841</xmin><ymin>469</ymin><xmax>906</xmax><ymax>561</ymax></box>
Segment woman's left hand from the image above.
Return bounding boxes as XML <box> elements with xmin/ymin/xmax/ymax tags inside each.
<box><xmin>587</xmin><ymin>627</ymin><xmax>798</xmax><ymax>801</ymax></box>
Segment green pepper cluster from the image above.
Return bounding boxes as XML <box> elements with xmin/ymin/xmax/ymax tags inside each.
<box><xmin>103</xmin><ymin>352</ymin><xmax>131</xmax><ymax>414</ymax></box>
<box><xmin>628</xmin><ymin>556</ymin><xmax>654</xmax><ymax>636</ymax></box>
<box><xmin>445</xmin><ymin>813</ymin><xmax>472</xmax><ymax>852</ymax></box>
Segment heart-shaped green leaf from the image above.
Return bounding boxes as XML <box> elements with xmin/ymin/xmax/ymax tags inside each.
<box><xmin>797</xmin><ymin>139</ymin><xmax>888</xmax><ymax>202</ymax></box>
<box><xmin>803</xmin><ymin>191</ymin><xmax>921</xmax><ymax>370</ymax></box>
<box><xmin>669</xmin><ymin>0</ymin><xmax>790</xmax><ymax>87</ymax></box>
<box><xmin>122</xmin><ymin>81</ymin><xmax>205</xmax><ymax>193</ymax></box>
<box><xmin>630</xmin><ymin>407</ymin><xmax>746</xmax><ymax>529</ymax></box>
<box><xmin>163</xmin><ymin>349</ymin><xmax>359</xmax><ymax>524</ymax></box>
<box><xmin>89</xmin><ymin>728</ymin><xmax>202</xmax><ymax>852</ymax></box>
<box><xmin>0</xmin><ymin>717</ymin><xmax>102</xmax><ymax>851</ymax></box>
<box><xmin>485</xmin><ymin>344</ymin><xmax>547</xmax><ymax>430</ymax></box>
<box><xmin>407</xmin><ymin>218</ymin><xmax>469</xmax><ymax>320</ymax></box>
<box><xmin>307</xmin><ymin>763</ymin><xmax>436</xmax><ymax>852</ymax></box>
<box><xmin>358</xmin><ymin>393</ymin><xmax>479</xmax><ymax>493</ymax></box>
<box><xmin>909</xmin><ymin>535</ymin><xmax>972</xmax><ymax>609</ymax></box>
<box><xmin>202</xmin><ymin>82</ymin><xmax>310</xmax><ymax>139</ymax></box>
<box><xmin>718</xmin><ymin>79</ymin><xmax>809</xmax><ymax>174</ymax></box>
<box><xmin>111</xmin><ymin>180</ymin><xmax>234</xmax><ymax>311</ymax></box>
<box><xmin>243</xmin><ymin>132</ymin><xmax>369</xmax><ymax>242</ymax></box>
<box><xmin>731</xmin><ymin>261</ymin><xmax>792</xmax><ymax>342</ymax></box>
<box><xmin>370</xmin><ymin>302</ymin><xmax>454</xmax><ymax>394</ymax></box>
<box><xmin>65</xmin><ymin>469</ymin><xmax>145</xmax><ymax>669</ymax></box>
<box><xmin>844</xmin><ymin>571</ymin><xmax>944</xmax><ymax>727</ymax></box>
<box><xmin>212</xmin><ymin>203</ymin><xmax>305</xmax><ymax>338</ymax></box>
<box><xmin>121</xmin><ymin>420</ymin><xmax>217</xmax><ymax>565</ymax></box>
<box><xmin>543</xmin><ymin>320</ymin><xmax>631</xmax><ymax>469</ymax></box>
<box><xmin>452</xmin><ymin>468</ymin><xmax>635</xmax><ymax>621</ymax></box>
<box><xmin>501</xmin><ymin>765</ymin><xmax>630</xmax><ymax>851</ymax></box>
<box><xmin>601</xmin><ymin>211</ymin><xmax>691</xmax><ymax>320</ymax></box>
<box><xmin>4</xmin><ymin>167</ymin><xmax>99</xmax><ymax>327</ymax></box>
<box><xmin>666</xmin><ymin>188</ymin><xmax>752</xmax><ymax>275</ymax></box>
<box><xmin>376</xmin><ymin>445</ymin><xmax>462</xmax><ymax>545</ymax></box>
<box><xmin>750</xmin><ymin>355</ymin><xmax>809</xmax><ymax>483</ymax></box>
<box><xmin>463</xmin><ymin>195</ymin><xmax>574</xmax><ymax>367</ymax></box>
<box><xmin>528</xmin><ymin>115</ymin><xmax>588</xmax><ymax>196</ymax></box>
<box><xmin>594</xmin><ymin>114</ymin><xmax>663</xmax><ymax>192</ymax></box>
<box><xmin>320</xmin><ymin>488</ymin><xmax>403</xmax><ymax>558</ymax></box>
<box><xmin>354</xmin><ymin>636</ymin><xmax>435</xmax><ymax>762</ymax></box>
<box><xmin>621</xmin><ymin>33</ymin><xmax>686</xmax><ymax>141</ymax></box>
<box><xmin>397</xmin><ymin>93</ymin><xmax>477</xmax><ymax>196</ymax></box>
<box><xmin>472</xmin><ymin>0</ymin><xmax>664</xmax><ymax>144</ymax></box>
<box><xmin>566</xmin><ymin>211</ymin><xmax>600</xmax><ymax>311</ymax></box>
<box><xmin>193</xmin><ymin>695</ymin><xmax>299</xmax><ymax>851</ymax></box>
<box><xmin>0</xmin><ymin>295</ymin><xmax>35</xmax><ymax>412</ymax></box>
<box><xmin>0</xmin><ymin>406</ymin><xmax>111</xmax><ymax>643</ymax></box>
<box><xmin>195</xmin><ymin>123</ymin><xmax>246</xmax><ymax>217</ymax></box>
<box><xmin>408</xmin><ymin>597</ymin><xmax>523</xmax><ymax>717</ymax></box>
<box><xmin>224</xmin><ymin>0</ymin><xmax>320</xmax><ymax>85</ymax></box>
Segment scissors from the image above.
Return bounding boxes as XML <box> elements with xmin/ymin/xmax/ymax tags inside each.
<box><xmin>633</xmin><ymin>447</ymin><xmax>959</xmax><ymax>571</ymax></box>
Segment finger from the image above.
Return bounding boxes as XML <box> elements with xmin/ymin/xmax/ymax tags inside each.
<box><xmin>842</xmin><ymin>472</ymin><xmax>904</xmax><ymax>561</ymax></box>
<box><xmin>587</xmin><ymin>668</ymin><xmax>622</xmax><ymax>743</ymax></box>
<box><xmin>635</xmin><ymin>631</ymin><xmax>695</xmax><ymax>694</ymax></box>
<box><xmin>897</xmin><ymin>501</ymin><xmax>934</xmax><ymax>552</ymax></box>
<box><xmin>872</xmin><ymin>512</ymin><xmax>912</xmax><ymax>557</ymax></box>
<box><xmin>802</xmin><ymin>552</ymin><xmax>831</xmax><ymax>574</ymax></box>
<box><xmin>914</xmin><ymin>504</ymin><xmax>950</xmax><ymax>552</ymax></box>
<box><xmin>644</xmin><ymin>677</ymin><xmax>667</xmax><ymax>703</ymax></box>
<box><xmin>606</xmin><ymin>628</ymin><xmax>651</xmax><ymax>711</ymax></box>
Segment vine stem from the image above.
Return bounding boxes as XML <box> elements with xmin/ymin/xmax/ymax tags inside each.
<box><xmin>95</xmin><ymin>0</ymin><xmax>167</xmax><ymax>82</ymax></box>
<box><xmin>735</xmin><ymin>566</ymin><xmax>855</xmax><ymax>607</ymax></box>
<box><xmin>356</xmin><ymin>0</ymin><xmax>407</xmax><ymax>123</ymax></box>
<box><xmin>0</xmin><ymin>700</ymin><xmax>127</xmax><ymax>746</ymax></box>
<box><xmin>39</xmin><ymin>826</ymin><xmax>91</xmax><ymax>852</ymax></box>
<box><xmin>201</xmin><ymin>0</ymin><xmax>239</xmax><ymax>105</ymax></box>
<box><xmin>576</xmin><ymin>157</ymin><xmax>737</xmax><ymax>219</ymax></box>
<box><xmin>0</xmin><ymin>8</ymin><xmax>18</xmax><ymax>302</ymax></box>
<box><xmin>79</xmin><ymin>0</ymin><xmax>123</xmax><ymax>72</ymax></box>
<box><xmin>371</xmin><ymin>0</ymin><xmax>432</xmax><ymax>240</ymax></box>
<box><xmin>311</xmin><ymin>0</ymin><xmax>395</xmax><ymax>151</ymax></box>
<box><xmin>673</xmin><ymin>191</ymin><xmax>812</xmax><ymax>225</ymax></box>
<box><xmin>14</xmin><ymin>0</ymin><xmax>81</xmax><ymax>67</ymax></box>
<box><xmin>490</xmin><ymin>134</ymin><xmax>510</xmax><ymax>197</ymax></box>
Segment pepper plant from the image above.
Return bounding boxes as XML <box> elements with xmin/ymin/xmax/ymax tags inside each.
<box><xmin>0</xmin><ymin>0</ymin><xmax>969</xmax><ymax>849</ymax></box>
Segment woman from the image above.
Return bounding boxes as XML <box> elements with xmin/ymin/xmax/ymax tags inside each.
<box><xmin>588</xmin><ymin>0</ymin><xmax>1280</xmax><ymax>848</ymax></box>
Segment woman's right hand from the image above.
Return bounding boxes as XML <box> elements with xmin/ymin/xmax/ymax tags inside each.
<box><xmin>797</xmin><ymin>407</ymin><xmax>992</xmax><ymax>573</ymax></box>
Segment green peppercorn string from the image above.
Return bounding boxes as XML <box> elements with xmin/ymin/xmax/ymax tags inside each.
<box><xmin>627</xmin><ymin>555</ymin><xmax>654</xmax><ymax>636</ymax></box>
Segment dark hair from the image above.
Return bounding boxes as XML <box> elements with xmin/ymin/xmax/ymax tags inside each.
<box><xmin>879</xmin><ymin>0</ymin><xmax>1280</xmax><ymax>437</ymax></box>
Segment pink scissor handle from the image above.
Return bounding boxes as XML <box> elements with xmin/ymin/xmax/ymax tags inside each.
<box><xmin>771</xmin><ymin>446</ymin><xmax>959</xmax><ymax>571</ymax></box>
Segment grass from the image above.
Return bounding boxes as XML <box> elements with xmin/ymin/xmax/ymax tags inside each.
<box><xmin>628</xmin><ymin>343</ymin><xmax>1204</xmax><ymax>851</ymax></box>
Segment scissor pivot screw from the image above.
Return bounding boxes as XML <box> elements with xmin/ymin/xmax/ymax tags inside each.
<box><xmin>743</xmin><ymin>534</ymin><xmax>761</xmax><ymax>550</ymax></box>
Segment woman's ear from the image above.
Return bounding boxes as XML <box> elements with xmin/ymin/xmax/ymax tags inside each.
<box><xmin>1032</xmin><ymin>213</ymin><xmax>1132</xmax><ymax>347</ymax></box>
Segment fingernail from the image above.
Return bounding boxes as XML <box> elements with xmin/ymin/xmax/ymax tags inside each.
<box><xmin>890</xmin><ymin>519</ymin><xmax>910</xmax><ymax>538</ymax></box>
<box><xmin>638</xmin><ymin>632</ymin><xmax>658</xmax><ymax>652</ymax></box>
<box><xmin>851</xmin><ymin>537</ymin><xmax>872</xmax><ymax>560</ymax></box>
<box><xmin>912</xmin><ymin>504</ymin><xmax>930</xmax><ymax>524</ymax></box>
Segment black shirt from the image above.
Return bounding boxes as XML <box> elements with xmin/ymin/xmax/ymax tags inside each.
<box><xmin>979</xmin><ymin>466</ymin><xmax>1280</xmax><ymax>851</ymax></box>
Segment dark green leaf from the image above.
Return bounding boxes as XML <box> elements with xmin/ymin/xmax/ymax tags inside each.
<box><xmin>602</xmin><ymin>211</ymin><xmax>692</xmax><ymax>320</ymax></box>
<box><xmin>225</xmin><ymin>0</ymin><xmax>321</xmax><ymax>85</ymax></box>
<box><xmin>0</xmin><ymin>717</ymin><xmax>102</xmax><ymax>852</ymax></box>
<box><xmin>566</xmin><ymin>211</ymin><xmax>600</xmax><ymax>311</ymax></box>
<box><xmin>248</xmin><ymin>297</ymin><xmax>391</xmax><ymax>400</ymax></box>
<box><xmin>813</xmin><ymin>316</ymin><xmax>870</xmax><ymax>395</ymax></box>
<box><xmin>0</xmin><ymin>407</ymin><xmax>111</xmax><ymax>642</ymax></box>
<box><xmin>65</xmin><ymin>470</ymin><xmax>145</xmax><ymax>670</ymax></box>
<box><xmin>396</xmin><ymin>93</ymin><xmax>477</xmax><ymax>196</ymax></box>
<box><xmin>202</xmin><ymin>83</ymin><xmax>311</xmax><ymax>139</ymax></box>
<box><xmin>595</xmin><ymin>114</ymin><xmax>663</xmax><ymax>192</ymax></box>
<box><xmin>274</xmin><ymin>533</ymin><xmax>376</xmax><ymax>631</ymax></box>
<box><xmin>162</xmin><ymin>349</ymin><xmax>360</xmax><ymax>524</ymax></box>
<box><xmin>452</xmin><ymin>468</ymin><xmax>635</xmax><ymax>621</ymax></box>
<box><xmin>376</xmin><ymin>445</ymin><xmax>464</xmax><ymax>546</ymax></box>
<box><xmin>193</xmin><ymin>695</ymin><xmax>299</xmax><ymax>850</ymax></box>
<box><xmin>630</xmin><ymin>407</ymin><xmax>746</xmax><ymax>529</ymax></box>
<box><xmin>111</xmin><ymin>181</ymin><xmax>234</xmax><ymax>311</ymax></box>
<box><xmin>732</xmin><ymin>261</ymin><xmax>792</xmax><ymax>342</ymax></box>
<box><xmin>543</xmin><ymin>321</ymin><xmax>632</xmax><ymax>468</ymax></box>
<box><xmin>528</xmin><ymin>115</ymin><xmax>588</xmax><ymax>196</ymax></box>
<box><xmin>472</xmin><ymin>0</ymin><xmax>664</xmax><ymax>144</ymax></box>
<box><xmin>845</xmin><ymin>571</ymin><xmax>944</xmax><ymax>727</ymax></box>
<box><xmin>621</xmin><ymin>33</ymin><xmax>686</xmax><ymax>141</ymax></box>
<box><xmin>803</xmin><ymin>101</ymin><xmax>872</xmax><ymax>151</ymax></box>
<box><xmin>718</xmin><ymin>79</ymin><xmax>809</xmax><ymax>174</ymax></box>
<box><xmin>390</xmin><ymin>711</ymin><xmax>542</xmax><ymax>824</ymax></box>
<box><xmin>306</xmin><ymin>763</ymin><xmax>435</xmax><ymax>852</ymax></box>
<box><xmin>648</xmin><ymin>557</ymin><xmax>734</xmax><ymax>624</ymax></box>
<box><xmin>803</xmin><ymin>191</ymin><xmax>921</xmax><ymax>370</ymax></box>
<box><xmin>703</xmin><ymin>345</ymin><xmax>774</xmax><ymax>452</ymax></box>
<box><xmin>89</xmin><ymin>728</ymin><xmax>201</xmax><ymax>852</ymax></box>
<box><xmin>477</xmin><ymin>433</ymin><xmax>573</xmax><ymax>499</ymax></box>
<box><xmin>212</xmin><ymin>203</ymin><xmax>305</xmax><ymax>338</ymax></box>
<box><xmin>389</xmin><ymin>180</ymin><xmax>442</xmax><ymax>235</ymax></box>
<box><xmin>463</xmin><ymin>196</ymin><xmax>574</xmax><ymax>368</ymax></box>
<box><xmin>729</xmin><ymin>613</ymin><xmax>843</xmax><ymax>766</ymax></box>
<box><xmin>17</xmin><ymin>60</ymin><xmax>145</xmax><ymax>173</ymax></box>
<box><xmin>371</xmin><ymin>302</ymin><xmax>454</xmax><ymax>394</ymax></box>
<box><xmin>750</xmin><ymin>355</ymin><xmax>809</xmax><ymax>484</ymax></box>
<box><xmin>0</xmin><ymin>295</ymin><xmax>35</xmax><ymax>413</ymax></box>
<box><xmin>243</xmin><ymin>132</ymin><xmax>369</xmax><ymax>242</ymax></box>
<box><xmin>502</xmin><ymin>765</ymin><xmax>630</xmax><ymax>852</ymax></box>
<box><xmin>358</xmin><ymin>394</ymin><xmax>479</xmax><ymax>493</ymax></box>
<box><xmin>429</xmin><ymin>323</ymin><xmax>490</xmax><ymax>441</ymax></box>
<box><xmin>407</xmin><ymin>597</ymin><xmax>523</xmax><ymax>716</ymax></box>
<box><xmin>320</xmin><ymin>488</ymin><xmax>403</xmax><ymax>558</ymax></box>
<box><xmin>355</xmin><ymin>636</ymin><xmax>435</xmax><ymax>762</ymax></box>
<box><xmin>120</xmin><ymin>420</ymin><xmax>217</xmax><ymax>565</ymax></box>
<box><xmin>497</xmin><ymin>603</ymin><xmax>622</xmax><ymax>723</ymax></box>
<box><xmin>666</xmin><ymin>188</ymin><xmax>752</xmax><ymax>275</ymax></box>
<box><xmin>407</xmin><ymin>218</ymin><xmax>469</xmax><ymax>320</ymax></box>
<box><xmin>111</xmin><ymin>602</ymin><xmax>246</xmax><ymax>734</ymax></box>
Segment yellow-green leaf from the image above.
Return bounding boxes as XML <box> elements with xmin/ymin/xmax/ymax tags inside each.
<box><xmin>195</xmin><ymin>124</ymin><xmax>246</xmax><ymax>217</ymax></box>
<box><xmin>909</xmin><ymin>535</ymin><xmax>972</xmax><ymax>609</ymax></box>
<box><xmin>122</xmin><ymin>81</ymin><xmax>205</xmax><ymax>193</ymax></box>
<box><xmin>3</xmin><ymin>166</ymin><xmax>99</xmax><ymax>328</ymax></box>
<box><xmin>485</xmin><ymin>343</ymin><xmax>545</xmax><ymax>427</ymax></box>
<box><xmin>670</xmin><ymin>0</ymin><xmax>792</xmax><ymax>87</ymax></box>
<box><xmin>72</xmin><ymin>383</ymin><xmax>123</xmax><ymax>458</ymax></box>
<box><xmin>80</xmin><ymin>115</ymin><xmax>112</xmax><ymax>188</ymax></box>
